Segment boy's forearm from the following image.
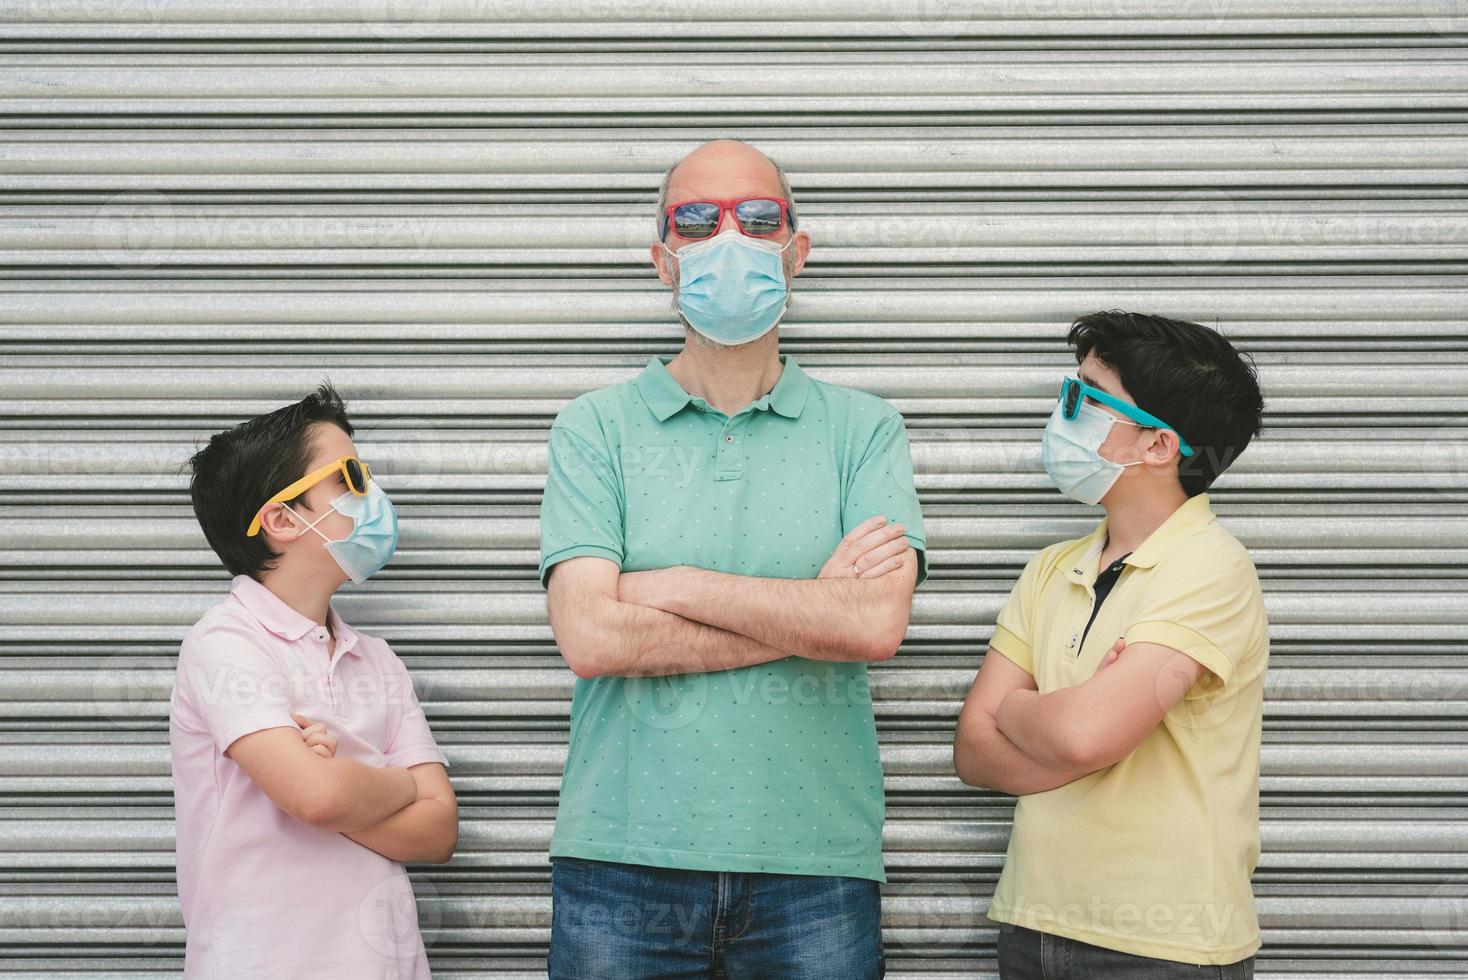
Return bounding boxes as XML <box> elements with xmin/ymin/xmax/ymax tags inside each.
<box><xmin>995</xmin><ymin>686</ymin><xmax>1089</xmax><ymax>769</ymax></box>
<box><xmin>344</xmin><ymin>796</ymin><xmax>457</xmax><ymax>863</ymax></box>
<box><xmin>955</xmin><ymin>710</ymin><xmax>1093</xmax><ymax>796</ymax></box>
<box><xmin>311</xmin><ymin>758</ymin><xmax>418</xmax><ymax>833</ymax></box>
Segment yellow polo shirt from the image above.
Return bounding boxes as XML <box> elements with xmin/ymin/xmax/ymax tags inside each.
<box><xmin>984</xmin><ymin>493</ymin><xmax>1269</xmax><ymax>965</ymax></box>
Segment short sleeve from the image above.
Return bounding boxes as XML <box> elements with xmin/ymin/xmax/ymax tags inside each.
<box><xmin>1122</xmin><ymin>541</ymin><xmax>1266</xmax><ymax>692</ymax></box>
<box><xmin>538</xmin><ymin>418</ymin><xmax>626</xmax><ymax>588</ymax></box>
<box><xmin>990</xmin><ymin>548</ymin><xmax>1052</xmax><ymax>676</ymax></box>
<box><xmin>173</xmin><ymin>620</ymin><xmax>298</xmax><ymax>756</ymax></box>
<box><xmin>382</xmin><ymin>651</ymin><xmax>449</xmax><ymax>770</ymax></box>
<box><xmin>842</xmin><ymin>410</ymin><xmax>929</xmax><ymax>586</ymax></box>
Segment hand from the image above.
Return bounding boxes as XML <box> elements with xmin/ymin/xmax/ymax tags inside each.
<box><xmin>1093</xmin><ymin>637</ymin><xmax>1126</xmax><ymax>675</ymax></box>
<box><xmin>292</xmin><ymin>712</ymin><xmax>337</xmax><ymax>758</ymax></box>
<box><xmin>819</xmin><ymin>515</ymin><xmax>909</xmax><ymax>579</ymax></box>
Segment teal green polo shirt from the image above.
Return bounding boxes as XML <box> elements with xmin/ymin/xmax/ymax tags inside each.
<box><xmin>538</xmin><ymin>353</ymin><xmax>927</xmax><ymax>882</ymax></box>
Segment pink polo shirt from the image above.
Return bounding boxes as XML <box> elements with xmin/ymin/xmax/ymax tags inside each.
<box><xmin>169</xmin><ymin>574</ymin><xmax>449</xmax><ymax>979</ymax></box>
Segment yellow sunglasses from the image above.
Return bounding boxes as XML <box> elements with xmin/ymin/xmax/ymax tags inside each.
<box><xmin>246</xmin><ymin>455</ymin><xmax>373</xmax><ymax>537</ymax></box>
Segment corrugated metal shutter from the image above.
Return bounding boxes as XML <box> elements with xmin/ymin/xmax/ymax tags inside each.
<box><xmin>1</xmin><ymin>2</ymin><xmax>1465</xmax><ymax>976</ymax></box>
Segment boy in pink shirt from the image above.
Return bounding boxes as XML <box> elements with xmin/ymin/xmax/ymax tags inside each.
<box><xmin>170</xmin><ymin>383</ymin><xmax>455</xmax><ymax>978</ymax></box>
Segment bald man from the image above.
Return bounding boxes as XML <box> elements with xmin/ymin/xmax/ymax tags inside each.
<box><xmin>537</xmin><ymin>139</ymin><xmax>927</xmax><ymax>979</ymax></box>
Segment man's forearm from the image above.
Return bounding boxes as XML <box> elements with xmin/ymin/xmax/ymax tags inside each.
<box><xmin>568</xmin><ymin>590</ymin><xmax>794</xmax><ymax>678</ymax></box>
<box><xmin>623</xmin><ymin>563</ymin><xmax>913</xmax><ymax>662</ymax></box>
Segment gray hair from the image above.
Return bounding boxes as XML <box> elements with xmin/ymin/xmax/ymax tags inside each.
<box><xmin>655</xmin><ymin>142</ymin><xmax>797</xmax><ymax>240</ymax></box>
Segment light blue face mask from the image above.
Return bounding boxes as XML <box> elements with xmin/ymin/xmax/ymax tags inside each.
<box><xmin>671</xmin><ymin>230</ymin><xmax>793</xmax><ymax>346</ymax></box>
<box><xmin>1041</xmin><ymin>400</ymin><xmax>1145</xmax><ymax>506</ymax></box>
<box><xmin>283</xmin><ymin>479</ymin><xmax>399</xmax><ymax>583</ymax></box>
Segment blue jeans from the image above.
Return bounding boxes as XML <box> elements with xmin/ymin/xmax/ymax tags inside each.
<box><xmin>997</xmin><ymin>923</ymin><xmax>1256</xmax><ymax>979</ymax></box>
<box><xmin>548</xmin><ymin>856</ymin><xmax>885</xmax><ymax>979</ymax></box>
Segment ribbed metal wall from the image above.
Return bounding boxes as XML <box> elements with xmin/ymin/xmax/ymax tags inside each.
<box><xmin>1</xmin><ymin>2</ymin><xmax>1465</xmax><ymax>977</ymax></box>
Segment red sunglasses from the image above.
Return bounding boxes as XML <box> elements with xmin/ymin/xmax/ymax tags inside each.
<box><xmin>660</xmin><ymin>196</ymin><xmax>797</xmax><ymax>242</ymax></box>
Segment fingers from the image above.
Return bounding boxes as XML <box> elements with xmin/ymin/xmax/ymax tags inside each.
<box><xmin>853</xmin><ymin>519</ymin><xmax>905</xmax><ymax>551</ymax></box>
<box><xmin>1094</xmin><ymin>637</ymin><xmax>1126</xmax><ymax>674</ymax></box>
<box><xmin>823</xmin><ymin>517</ymin><xmax>909</xmax><ymax>579</ymax></box>
<box><xmin>824</xmin><ymin>516</ymin><xmax>900</xmax><ymax>578</ymax></box>
<box><xmin>852</xmin><ymin>535</ymin><xmax>910</xmax><ymax>575</ymax></box>
<box><xmin>849</xmin><ymin>522</ymin><xmax>906</xmax><ymax>566</ymax></box>
<box><xmin>304</xmin><ymin>731</ymin><xmax>337</xmax><ymax>758</ymax></box>
<box><xmin>840</xmin><ymin>515</ymin><xmax>889</xmax><ymax>547</ymax></box>
<box><xmin>859</xmin><ymin>553</ymin><xmax>907</xmax><ymax>579</ymax></box>
<box><xmin>292</xmin><ymin>712</ymin><xmax>336</xmax><ymax>758</ymax></box>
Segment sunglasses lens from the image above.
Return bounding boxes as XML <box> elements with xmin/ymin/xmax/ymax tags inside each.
<box><xmin>343</xmin><ymin>457</ymin><xmax>367</xmax><ymax>494</ymax></box>
<box><xmin>672</xmin><ymin>202</ymin><xmax>721</xmax><ymax>239</ymax></box>
<box><xmin>735</xmin><ymin>198</ymin><xmax>784</xmax><ymax>235</ymax></box>
<box><xmin>1062</xmin><ymin>380</ymin><xmax>1081</xmax><ymax>420</ymax></box>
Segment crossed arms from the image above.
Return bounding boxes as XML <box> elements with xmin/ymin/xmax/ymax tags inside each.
<box><xmin>953</xmin><ymin>638</ymin><xmax>1210</xmax><ymax>796</ymax></box>
<box><xmin>545</xmin><ymin>515</ymin><xmax>921</xmax><ymax>678</ymax></box>
<box><xmin>225</xmin><ymin>717</ymin><xmax>458</xmax><ymax>864</ymax></box>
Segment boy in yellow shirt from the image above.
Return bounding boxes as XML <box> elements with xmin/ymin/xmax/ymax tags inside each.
<box><xmin>954</xmin><ymin>310</ymin><xmax>1268</xmax><ymax>977</ymax></box>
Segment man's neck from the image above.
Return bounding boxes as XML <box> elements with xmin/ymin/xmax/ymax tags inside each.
<box><xmin>1101</xmin><ymin>484</ymin><xmax>1191</xmax><ymax>558</ymax></box>
<box><xmin>665</xmin><ymin>332</ymin><xmax>783</xmax><ymax>416</ymax></box>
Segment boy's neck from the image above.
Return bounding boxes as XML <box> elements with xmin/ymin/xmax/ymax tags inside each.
<box><xmin>257</xmin><ymin>567</ymin><xmax>335</xmax><ymax>633</ymax></box>
<box><xmin>1101</xmin><ymin>483</ymin><xmax>1191</xmax><ymax>557</ymax></box>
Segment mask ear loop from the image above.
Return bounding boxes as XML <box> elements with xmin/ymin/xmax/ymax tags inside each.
<box><xmin>1110</xmin><ymin>417</ymin><xmax>1159</xmax><ymax>470</ymax></box>
<box><xmin>279</xmin><ymin>500</ymin><xmax>339</xmax><ymax>544</ymax></box>
<box><xmin>1077</xmin><ymin>402</ymin><xmax>1151</xmax><ymax>469</ymax></box>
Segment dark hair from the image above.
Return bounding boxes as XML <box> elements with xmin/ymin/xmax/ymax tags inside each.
<box><xmin>188</xmin><ymin>382</ymin><xmax>354</xmax><ymax>580</ymax></box>
<box><xmin>1067</xmin><ymin>310</ymin><xmax>1264</xmax><ymax>497</ymax></box>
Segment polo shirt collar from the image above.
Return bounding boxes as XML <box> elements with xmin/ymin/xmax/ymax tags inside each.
<box><xmin>634</xmin><ymin>354</ymin><xmax>811</xmax><ymax>422</ymax></box>
<box><xmin>1061</xmin><ymin>493</ymin><xmax>1217</xmax><ymax>586</ymax></box>
<box><xmin>229</xmin><ymin>574</ymin><xmax>361</xmax><ymax>656</ymax></box>
<box><xmin>1123</xmin><ymin>492</ymin><xmax>1217</xmax><ymax>569</ymax></box>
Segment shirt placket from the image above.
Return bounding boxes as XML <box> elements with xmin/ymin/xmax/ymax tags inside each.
<box><xmin>309</xmin><ymin>624</ymin><xmax>338</xmax><ymax>712</ymax></box>
<box><xmin>1063</xmin><ymin>541</ymin><xmax>1105</xmax><ymax>660</ymax></box>
<box><xmin>715</xmin><ymin>410</ymin><xmax>751</xmax><ymax>481</ymax></box>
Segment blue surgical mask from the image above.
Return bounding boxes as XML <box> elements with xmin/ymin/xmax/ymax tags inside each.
<box><xmin>284</xmin><ymin>479</ymin><xmax>399</xmax><ymax>583</ymax></box>
<box><xmin>671</xmin><ymin>230</ymin><xmax>793</xmax><ymax>345</ymax></box>
<box><xmin>1041</xmin><ymin>400</ymin><xmax>1144</xmax><ymax>505</ymax></box>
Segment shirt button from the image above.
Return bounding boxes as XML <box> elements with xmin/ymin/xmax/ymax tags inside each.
<box><xmin>725</xmin><ymin>434</ymin><xmax>734</xmax><ymax>442</ymax></box>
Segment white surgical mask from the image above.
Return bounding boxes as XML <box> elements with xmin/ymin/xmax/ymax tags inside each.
<box><xmin>1041</xmin><ymin>400</ymin><xmax>1145</xmax><ymax>505</ymax></box>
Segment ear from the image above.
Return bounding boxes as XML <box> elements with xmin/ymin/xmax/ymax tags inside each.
<box><xmin>1142</xmin><ymin>427</ymin><xmax>1184</xmax><ymax>468</ymax></box>
<box><xmin>788</xmin><ymin>230</ymin><xmax>812</xmax><ymax>277</ymax></box>
<box><xmin>650</xmin><ymin>240</ymin><xmax>674</xmax><ymax>286</ymax></box>
<box><xmin>257</xmin><ymin>500</ymin><xmax>303</xmax><ymax>546</ymax></box>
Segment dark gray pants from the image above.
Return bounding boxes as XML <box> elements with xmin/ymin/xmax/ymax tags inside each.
<box><xmin>996</xmin><ymin>923</ymin><xmax>1255</xmax><ymax>980</ymax></box>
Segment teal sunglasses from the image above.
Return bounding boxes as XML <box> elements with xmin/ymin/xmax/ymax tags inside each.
<box><xmin>1060</xmin><ymin>376</ymin><xmax>1195</xmax><ymax>458</ymax></box>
